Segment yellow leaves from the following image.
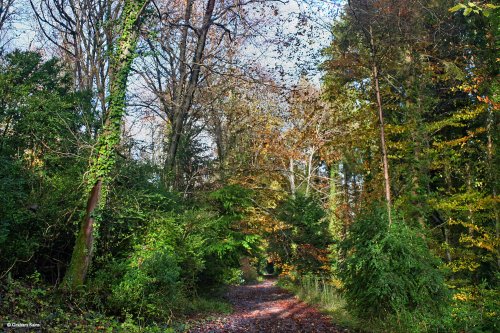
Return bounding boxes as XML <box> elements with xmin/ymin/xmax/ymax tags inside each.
<box><xmin>137</xmin><ymin>257</ymin><xmax>144</xmax><ymax>268</ymax></box>
<box><xmin>451</xmin><ymin>82</ymin><xmax>479</xmax><ymax>94</ymax></box>
<box><xmin>447</xmin><ymin>256</ymin><xmax>481</xmax><ymax>273</ymax></box>
<box><xmin>439</xmin><ymin>220</ymin><xmax>497</xmax><ymax>270</ymax></box>
<box><xmin>279</xmin><ymin>263</ymin><xmax>296</xmax><ymax>279</ymax></box>
<box><xmin>432</xmin><ymin>127</ymin><xmax>486</xmax><ymax>149</ymax></box>
<box><xmin>453</xmin><ymin>291</ymin><xmax>472</xmax><ymax>302</ymax></box>
<box><xmin>329</xmin><ymin>278</ymin><xmax>343</xmax><ymax>289</ymax></box>
<box><xmin>433</xmin><ymin>192</ymin><xmax>485</xmax><ymax>212</ymax></box>
<box><xmin>450</xmin><ymin>2</ymin><xmax>499</xmax><ymax>17</ymax></box>
<box><xmin>476</xmin><ymin>238</ymin><xmax>496</xmax><ymax>252</ymax></box>
<box><xmin>269</xmin><ymin>180</ymin><xmax>283</xmax><ymax>192</ymax></box>
<box><xmin>450</xmin><ymin>285</ymin><xmax>500</xmax><ymax>326</ymax></box>
<box><xmin>449</xmin><ymin>218</ymin><xmax>481</xmax><ymax>231</ymax></box>
<box><xmin>248</xmin><ymin>213</ymin><xmax>279</xmax><ymax>233</ymax></box>
<box><xmin>23</xmin><ymin>148</ymin><xmax>44</xmax><ymax>169</ymax></box>
<box><xmin>385</xmin><ymin>123</ymin><xmax>407</xmax><ymax>135</ymax></box>
<box><xmin>455</xmin><ymin>107</ymin><xmax>487</xmax><ymax>122</ymax></box>
<box><xmin>459</xmin><ymin>234</ymin><xmax>497</xmax><ymax>252</ymax></box>
<box><xmin>427</xmin><ymin>106</ymin><xmax>486</xmax><ymax>133</ymax></box>
<box><xmin>386</xmin><ymin>141</ymin><xmax>406</xmax><ymax>150</ymax></box>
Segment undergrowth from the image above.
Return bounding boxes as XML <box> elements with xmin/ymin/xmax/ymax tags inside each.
<box><xmin>278</xmin><ymin>275</ymin><xmax>358</xmax><ymax>330</ymax></box>
<box><xmin>0</xmin><ymin>273</ymin><xmax>232</xmax><ymax>332</ymax></box>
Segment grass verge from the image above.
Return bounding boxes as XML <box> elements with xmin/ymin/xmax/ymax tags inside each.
<box><xmin>278</xmin><ymin>275</ymin><xmax>361</xmax><ymax>331</ymax></box>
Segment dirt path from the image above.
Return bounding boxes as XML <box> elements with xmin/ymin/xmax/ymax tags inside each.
<box><xmin>187</xmin><ymin>279</ymin><xmax>346</xmax><ymax>332</ymax></box>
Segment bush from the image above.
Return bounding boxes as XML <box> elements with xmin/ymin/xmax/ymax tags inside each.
<box><xmin>109</xmin><ymin>244</ymin><xmax>181</xmax><ymax>320</ymax></box>
<box><xmin>339</xmin><ymin>205</ymin><xmax>450</xmax><ymax>332</ymax></box>
<box><xmin>0</xmin><ymin>51</ymin><xmax>91</xmax><ymax>280</ymax></box>
<box><xmin>100</xmin><ymin>191</ymin><xmax>258</xmax><ymax>320</ymax></box>
<box><xmin>0</xmin><ymin>272</ymin><xmax>48</xmax><ymax>319</ymax></box>
<box><xmin>0</xmin><ymin>273</ymin><xmax>181</xmax><ymax>332</ymax></box>
<box><xmin>106</xmin><ymin>213</ymin><xmax>184</xmax><ymax>321</ymax></box>
<box><xmin>209</xmin><ymin>184</ymin><xmax>253</xmax><ymax>217</ymax></box>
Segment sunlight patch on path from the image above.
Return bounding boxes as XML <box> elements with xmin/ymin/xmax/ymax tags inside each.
<box><xmin>187</xmin><ymin>279</ymin><xmax>345</xmax><ymax>333</ymax></box>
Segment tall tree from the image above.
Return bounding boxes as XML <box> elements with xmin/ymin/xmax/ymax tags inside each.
<box><xmin>134</xmin><ymin>0</ymin><xmax>281</xmax><ymax>189</ymax></box>
<box><xmin>345</xmin><ymin>0</ymin><xmax>399</xmax><ymax>223</ymax></box>
<box><xmin>63</xmin><ymin>0</ymin><xmax>150</xmax><ymax>290</ymax></box>
<box><xmin>31</xmin><ymin>0</ymin><xmax>122</xmax><ymax>136</ymax></box>
<box><xmin>323</xmin><ymin>0</ymin><xmax>500</xmax><ymax>288</ymax></box>
<box><xmin>0</xmin><ymin>0</ymin><xmax>16</xmax><ymax>52</ymax></box>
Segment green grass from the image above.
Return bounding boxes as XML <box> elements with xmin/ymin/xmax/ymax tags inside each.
<box><xmin>279</xmin><ymin>275</ymin><xmax>359</xmax><ymax>330</ymax></box>
<box><xmin>182</xmin><ymin>296</ymin><xmax>232</xmax><ymax>315</ymax></box>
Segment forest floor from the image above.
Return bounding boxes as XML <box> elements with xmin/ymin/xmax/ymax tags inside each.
<box><xmin>186</xmin><ymin>279</ymin><xmax>347</xmax><ymax>333</ymax></box>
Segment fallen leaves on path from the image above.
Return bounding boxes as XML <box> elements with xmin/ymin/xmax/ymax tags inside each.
<box><xmin>187</xmin><ymin>279</ymin><xmax>346</xmax><ymax>332</ymax></box>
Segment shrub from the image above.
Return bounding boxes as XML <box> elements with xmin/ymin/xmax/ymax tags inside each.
<box><xmin>0</xmin><ymin>272</ymin><xmax>48</xmax><ymax>319</ymax></box>
<box><xmin>102</xmin><ymin>197</ymin><xmax>255</xmax><ymax>320</ymax></box>
<box><xmin>0</xmin><ymin>51</ymin><xmax>91</xmax><ymax>280</ymax></box>
<box><xmin>339</xmin><ymin>205</ymin><xmax>450</xmax><ymax>332</ymax></box>
<box><xmin>109</xmin><ymin>244</ymin><xmax>181</xmax><ymax>320</ymax></box>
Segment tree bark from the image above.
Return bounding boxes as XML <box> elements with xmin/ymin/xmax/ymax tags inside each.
<box><xmin>485</xmin><ymin>96</ymin><xmax>499</xmax><ymax>269</ymax></box>
<box><xmin>305</xmin><ymin>147</ymin><xmax>315</xmax><ymax>196</ymax></box>
<box><xmin>62</xmin><ymin>0</ymin><xmax>150</xmax><ymax>291</ymax></box>
<box><xmin>164</xmin><ymin>0</ymin><xmax>216</xmax><ymax>187</ymax></box>
<box><xmin>288</xmin><ymin>157</ymin><xmax>296</xmax><ymax>197</ymax></box>
<box><xmin>369</xmin><ymin>25</ymin><xmax>392</xmax><ymax>225</ymax></box>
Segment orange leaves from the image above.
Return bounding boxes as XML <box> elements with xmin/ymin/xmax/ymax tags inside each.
<box><xmin>477</xmin><ymin>95</ymin><xmax>500</xmax><ymax>110</ymax></box>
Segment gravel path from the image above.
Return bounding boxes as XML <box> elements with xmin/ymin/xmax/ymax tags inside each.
<box><xmin>187</xmin><ymin>279</ymin><xmax>345</xmax><ymax>332</ymax></box>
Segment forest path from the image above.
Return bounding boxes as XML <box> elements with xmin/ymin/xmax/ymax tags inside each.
<box><xmin>186</xmin><ymin>279</ymin><xmax>346</xmax><ymax>332</ymax></box>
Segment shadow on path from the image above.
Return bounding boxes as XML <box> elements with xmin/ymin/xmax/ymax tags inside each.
<box><xmin>187</xmin><ymin>279</ymin><xmax>346</xmax><ymax>332</ymax></box>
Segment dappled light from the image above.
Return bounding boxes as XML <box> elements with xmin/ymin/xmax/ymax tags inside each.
<box><xmin>188</xmin><ymin>280</ymin><xmax>344</xmax><ymax>333</ymax></box>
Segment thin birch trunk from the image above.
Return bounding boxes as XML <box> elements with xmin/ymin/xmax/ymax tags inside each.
<box><xmin>369</xmin><ymin>25</ymin><xmax>392</xmax><ymax>225</ymax></box>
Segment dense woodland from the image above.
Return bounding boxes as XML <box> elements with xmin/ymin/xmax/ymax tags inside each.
<box><xmin>0</xmin><ymin>0</ymin><xmax>498</xmax><ymax>332</ymax></box>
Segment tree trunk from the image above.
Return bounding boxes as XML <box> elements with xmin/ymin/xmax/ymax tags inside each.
<box><xmin>305</xmin><ymin>147</ymin><xmax>315</xmax><ymax>196</ymax></box>
<box><xmin>164</xmin><ymin>0</ymin><xmax>216</xmax><ymax>187</ymax></box>
<box><xmin>443</xmin><ymin>225</ymin><xmax>452</xmax><ymax>264</ymax></box>
<box><xmin>342</xmin><ymin>162</ymin><xmax>351</xmax><ymax>239</ymax></box>
<box><xmin>289</xmin><ymin>157</ymin><xmax>296</xmax><ymax>197</ymax></box>
<box><xmin>63</xmin><ymin>180</ymin><xmax>102</xmax><ymax>289</ymax></box>
<box><xmin>62</xmin><ymin>0</ymin><xmax>150</xmax><ymax>291</ymax></box>
<box><xmin>328</xmin><ymin>164</ymin><xmax>340</xmax><ymax>238</ymax></box>
<box><xmin>369</xmin><ymin>26</ymin><xmax>392</xmax><ymax>225</ymax></box>
<box><xmin>486</xmin><ymin>105</ymin><xmax>499</xmax><ymax>268</ymax></box>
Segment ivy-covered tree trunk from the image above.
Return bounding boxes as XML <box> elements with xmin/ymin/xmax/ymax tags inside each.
<box><xmin>62</xmin><ymin>0</ymin><xmax>150</xmax><ymax>291</ymax></box>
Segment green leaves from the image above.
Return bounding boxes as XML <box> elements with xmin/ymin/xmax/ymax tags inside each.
<box><xmin>0</xmin><ymin>51</ymin><xmax>91</xmax><ymax>278</ymax></box>
<box><xmin>339</xmin><ymin>205</ymin><xmax>450</xmax><ymax>332</ymax></box>
<box><xmin>449</xmin><ymin>2</ymin><xmax>499</xmax><ymax>16</ymax></box>
<box><xmin>449</xmin><ymin>3</ymin><xmax>467</xmax><ymax>13</ymax></box>
<box><xmin>0</xmin><ymin>51</ymin><xmax>85</xmax><ymax>158</ymax></box>
<box><xmin>273</xmin><ymin>193</ymin><xmax>331</xmax><ymax>275</ymax></box>
<box><xmin>210</xmin><ymin>184</ymin><xmax>253</xmax><ymax>216</ymax></box>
